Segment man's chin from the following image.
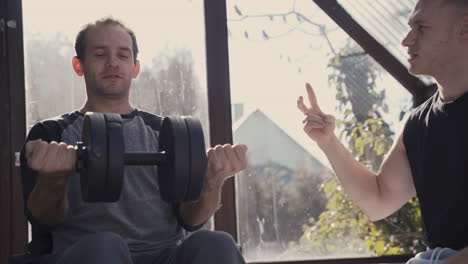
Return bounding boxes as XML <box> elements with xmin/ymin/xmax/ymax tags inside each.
<box><xmin>408</xmin><ymin>68</ymin><xmax>418</xmax><ymax>76</ymax></box>
<box><xmin>95</xmin><ymin>86</ymin><xmax>129</xmax><ymax>97</ymax></box>
<box><xmin>408</xmin><ymin>66</ymin><xmax>425</xmax><ymax>76</ymax></box>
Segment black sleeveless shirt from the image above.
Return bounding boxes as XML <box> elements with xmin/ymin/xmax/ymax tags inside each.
<box><xmin>403</xmin><ymin>90</ymin><xmax>468</xmax><ymax>250</ymax></box>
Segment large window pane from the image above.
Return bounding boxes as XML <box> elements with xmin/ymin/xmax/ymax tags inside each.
<box><xmin>337</xmin><ymin>0</ymin><xmax>431</xmax><ymax>85</ymax></box>
<box><xmin>23</xmin><ymin>0</ymin><xmax>208</xmax><ymax>128</ymax></box>
<box><xmin>338</xmin><ymin>0</ymin><xmax>416</xmax><ymax>69</ymax></box>
<box><xmin>228</xmin><ymin>0</ymin><xmax>422</xmax><ymax>261</ymax></box>
<box><xmin>23</xmin><ymin>0</ymin><xmax>211</xmax><ymax>238</ymax></box>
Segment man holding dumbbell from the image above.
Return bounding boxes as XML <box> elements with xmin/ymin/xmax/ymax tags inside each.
<box><xmin>21</xmin><ymin>18</ymin><xmax>248</xmax><ymax>264</ymax></box>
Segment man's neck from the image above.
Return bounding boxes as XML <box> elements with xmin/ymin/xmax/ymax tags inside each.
<box><xmin>435</xmin><ymin>54</ymin><xmax>468</xmax><ymax>102</ymax></box>
<box><xmin>80</xmin><ymin>97</ymin><xmax>135</xmax><ymax>115</ymax></box>
<box><xmin>436</xmin><ymin>72</ymin><xmax>468</xmax><ymax>102</ymax></box>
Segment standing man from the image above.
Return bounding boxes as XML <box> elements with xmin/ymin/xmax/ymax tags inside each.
<box><xmin>22</xmin><ymin>18</ymin><xmax>248</xmax><ymax>264</ymax></box>
<box><xmin>297</xmin><ymin>0</ymin><xmax>468</xmax><ymax>263</ymax></box>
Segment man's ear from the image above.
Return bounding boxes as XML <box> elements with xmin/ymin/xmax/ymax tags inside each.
<box><xmin>72</xmin><ymin>56</ymin><xmax>84</xmax><ymax>76</ymax></box>
<box><xmin>133</xmin><ymin>60</ymin><xmax>140</xmax><ymax>78</ymax></box>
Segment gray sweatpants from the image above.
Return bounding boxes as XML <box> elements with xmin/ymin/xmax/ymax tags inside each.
<box><xmin>406</xmin><ymin>247</ymin><xmax>458</xmax><ymax>264</ymax></box>
<box><xmin>41</xmin><ymin>230</ymin><xmax>245</xmax><ymax>264</ymax></box>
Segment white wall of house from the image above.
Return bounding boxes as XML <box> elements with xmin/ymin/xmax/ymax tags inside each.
<box><xmin>233</xmin><ymin>109</ymin><xmax>328</xmax><ymax>176</ymax></box>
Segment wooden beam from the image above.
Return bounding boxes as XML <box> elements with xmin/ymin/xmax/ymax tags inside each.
<box><xmin>0</xmin><ymin>3</ymin><xmax>14</xmax><ymax>261</ymax></box>
<box><xmin>0</xmin><ymin>0</ymin><xmax>28</xmax><ymax>262</ymax></box>
<box><xmin>204</xmin><ymin>0</ymin><xmax>238</xmax><ymax>240</ymax></box>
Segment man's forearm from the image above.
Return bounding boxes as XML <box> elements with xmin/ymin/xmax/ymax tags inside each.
<box><xmin>28</xmin><ymin>174</ymin><xmax>69</xmax><ymax>225</ymax></box>
<box><xmin>319</xmin><ymin>135</ymin><xmax>383</xmax><ymax>219</ymax></box>
<box><xmin>179</xmin><ymin>181</ymin><xmax>224</xmax><ymax>227</ymax></box>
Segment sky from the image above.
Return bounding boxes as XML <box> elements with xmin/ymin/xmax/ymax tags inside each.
<box><xmin>22</xmin><ymin>0</ymin><xmax>413</xmax><ymax>167</ymax></box>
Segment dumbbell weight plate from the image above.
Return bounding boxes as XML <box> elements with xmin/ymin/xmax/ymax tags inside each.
<box><xmin>81</xmin><ymin>112</ymin><xmax>109</xmax><ymax>202</ymax></box>
<box><xmin>183</xmin><ymin>117</ymin><xmax>207</xmax><ymax>201</ymax></box>
<box><xmin>158</xmin><ymin>117</ymin><xmax>191</xmax><ymax>202</ymax></box>
<box><xmin>104</xmin><ymin>113</ymin><xmax>124</xmax><ymax>202</ymax></box>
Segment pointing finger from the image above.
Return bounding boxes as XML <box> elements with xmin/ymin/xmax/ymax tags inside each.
<box><xmin>306</xmin><ymin>83</ymin><xmax>322</xmax><ymax>114</ymax></box>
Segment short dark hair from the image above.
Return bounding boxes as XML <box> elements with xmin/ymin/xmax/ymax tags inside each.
<box><xmin>74</xmin><ymin>17</ymin><xmax>139</xmax><ymax>64</ymax></box>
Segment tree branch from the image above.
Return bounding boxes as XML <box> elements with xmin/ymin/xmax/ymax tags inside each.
<box><xmin>228</xmin><ymin>1</ymin><xmax>339</xmax><ymax>55</ymax></box>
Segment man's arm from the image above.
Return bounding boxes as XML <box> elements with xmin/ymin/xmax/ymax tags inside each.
<box><xmin>25</xmin><ymin>139</ymin><xmax>76</xmax><ymax>226</ymax></box>
<box><xmin>178</xmin><ymin>144</ymin><xmax>248</xmax><ymax>227</ymax></box>
<box><xmin>319</xmin><ymin>132</ymin><xmax>415</xmax><ymax>220</ymax></box>
<box><xmin>298</xmin><ymin>83</ymin><xmax>415</xmax><ymax>221</ymax></box>
<box><xmin>28</xmin><ymin>172</ymin><xmax>70</xmax><ymax>226</ymax></box>
<box><xmin>177</xmin><ymin>178</ymin><xmax>223</xmax><ymax>228</ymax></box>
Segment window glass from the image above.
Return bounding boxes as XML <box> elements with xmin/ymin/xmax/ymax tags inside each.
<box><xmin>228</xmin><ymin>0</ymin><xmax>422</xmax><ymax>261</ymax></box>
<box><xmin>22</xmin><ymin>0</ymin><xmax>212</xmax><ymax>239</ymax></box>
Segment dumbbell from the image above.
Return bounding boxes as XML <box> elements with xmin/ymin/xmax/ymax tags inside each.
<box><xmin>76</xmin><ymin>112</ymin><xmax>207</xmax><ymax>203</ymax></box>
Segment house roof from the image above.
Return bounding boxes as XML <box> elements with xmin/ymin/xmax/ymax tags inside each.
<box><xmin>233</xmin><ymin>108</ymin><xmax>330</xmax><ymax>174</ymax></box>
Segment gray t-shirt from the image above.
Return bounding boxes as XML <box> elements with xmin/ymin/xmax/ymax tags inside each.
<box><xmin>22</xmin><ymin>110</ymin><xmax>197</xmax><ymax>255</ymax></box>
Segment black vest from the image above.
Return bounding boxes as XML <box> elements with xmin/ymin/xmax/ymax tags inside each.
<box><xmin>403</xmin><ymin>90</ymin><xmax>468</xmax><ymax>250</ymax></box>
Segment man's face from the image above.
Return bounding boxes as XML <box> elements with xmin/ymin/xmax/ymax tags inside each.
<box><xmin>76</xmin><ymin>24</ymin><xmax>139</xmax><ymax>99</ymax></box>
<box><xmin>402</xmin><ymin>0</ymin><xmax>461</xmax><ymax>77</ymax></box>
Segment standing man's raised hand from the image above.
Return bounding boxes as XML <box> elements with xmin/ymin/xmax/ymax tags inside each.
<box><xmin>297</xmin><ymin>83</ymin><xmax>336</xmax><ymax>146</ymax></box>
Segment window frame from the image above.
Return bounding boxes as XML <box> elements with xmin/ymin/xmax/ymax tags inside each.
<box><xmin>1</xmin><ymin>0</ymin><xmax>28</xmax><ymax>261</ymax></box>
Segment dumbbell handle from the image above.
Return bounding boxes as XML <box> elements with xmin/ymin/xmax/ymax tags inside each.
<box><xmin>76</xmin><ymin>143</ymin><xmax>168</xmax><ymax>168</ymax></box>
<box><xmin>124</xmin><ymin>152</ymin><xmax>168</xmax><ymax>165</ymax></box>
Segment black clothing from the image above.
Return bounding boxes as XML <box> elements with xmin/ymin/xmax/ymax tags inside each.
<box><xmin>403</xmin><ymin>91</ymin><xmax>468</xmax><ymax>250</ymax></box>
